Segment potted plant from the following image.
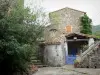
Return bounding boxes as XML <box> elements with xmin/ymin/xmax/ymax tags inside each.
<box><xmin>74</xmin><ymin>60</ymin><xmax>79</xmax><ymax>68</ymax></box>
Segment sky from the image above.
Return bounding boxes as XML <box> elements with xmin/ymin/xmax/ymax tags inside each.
<box><xmin>25</xmin><ymin>0</ymin><xmax>100</xmax><ymax>25</ymax></box>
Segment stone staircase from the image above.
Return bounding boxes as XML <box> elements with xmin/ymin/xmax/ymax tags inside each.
<box><xmin>77</xmin><ymin>41</ymin><xmax>100</xmax><ymax>68</ymax></box>
<box><xmin>31</xmin><ymin>54</ymin><xmax>48</xmax><ymax>68</ymax></box>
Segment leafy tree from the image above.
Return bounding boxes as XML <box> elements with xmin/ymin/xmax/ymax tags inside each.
<box><xmin>0</xmin><ymin>0</ymin><xmax>44</xmax><ymax>75</ymax></box>
<box><xmin>80</xmin><ymin>13</ymin><xmax>92</xmax><ymax>34</ymax></box>
<box><xmin>49</xmin><ymin>12</ymin><xmax>60</xmax><ymax>25</ymax></box>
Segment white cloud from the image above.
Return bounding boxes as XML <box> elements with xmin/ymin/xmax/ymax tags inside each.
<box><xmin>25</xmin><ymin>0</ymin><xmax>100</xmax><ymax>25</ymax></box>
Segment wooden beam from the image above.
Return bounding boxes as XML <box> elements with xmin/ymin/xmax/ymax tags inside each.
<box><xmin>66</xmin><ymin>39</ymin><xmax>89</xmax><ymax>42</ymax></box>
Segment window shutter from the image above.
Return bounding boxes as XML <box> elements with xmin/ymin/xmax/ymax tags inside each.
<box><xmin>66</xmin><ymin>25</ymin><xmax>72</xmax><ymax>33</ymax></box>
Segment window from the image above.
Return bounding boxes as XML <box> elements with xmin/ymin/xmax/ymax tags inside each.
<box><xmin>66</xmin><ymin>25</ymin><xmax>72</xmax><ymax>33</ymax></box>
<box><xmin>49</xmin><ymin>29</ymin><xmax>57</xmax><ymax>37</ymax></box>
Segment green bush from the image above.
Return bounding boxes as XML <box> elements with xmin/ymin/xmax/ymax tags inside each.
<box><xmin>74</xmin><ymin>60</ymin><xmax>78</xmax><ymax>64</ymax></box>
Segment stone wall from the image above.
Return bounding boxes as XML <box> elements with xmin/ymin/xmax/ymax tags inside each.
<box><xmin>44</xmin><ymin>25</ymin><xmax>62</xmax><ymax>42</ymax></box>
<box><xmin>49</xmin><ymin>7</ymin><xmax>85</xmax><ymax>34</ymax></box>
<box><xmin>44</xmin><ymin>7</ymin><xmax>85</xmax><ymax>42</ymax></box>
<box><xmin>89</xmin><ymin>48</ymin><xmax>100</xmax><ymax>68</ymax></box>
<box><xmin>77</xmin><ymin>42</ymin><xmax>100</xmax><ymax>68</ymax></box>
<box><xmin>43</xmin><ymin>32</ymin><xmax>68</xmax><ymax>66</ymax></box>
<box><xmin>44</xmin><ymin>44</ymin><xmax>66</xmax><ymax>66</ymax></box>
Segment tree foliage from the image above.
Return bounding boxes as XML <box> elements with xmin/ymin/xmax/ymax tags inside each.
<box><xmin>49</xmin><ymin>12</ymin><xmax>60</xmax><ymax>25</ymax></box>
<box><xmin>0</xmin><ymin>0</ymin><xmax>44</xmax><ymax>75</ymax></box>
<box><xmin>80</xmin><ymin>14</ymin><xmax>92</xmax><ymax>34</ymax></box>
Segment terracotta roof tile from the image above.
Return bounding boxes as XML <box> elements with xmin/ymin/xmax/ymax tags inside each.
<box><xmin>44</xmin><ymin>35</ymin><xmax>65</xmax><ymax>45</ymax></box>
<box><xmin>65</xmin><ymin>33</ymin><xmax>99</xmax><ymax>39</ymax></box>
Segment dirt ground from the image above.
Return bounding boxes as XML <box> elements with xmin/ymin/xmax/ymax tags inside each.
<box><xmin>33</xmin><ymin>65</ymin><xmax>100</xmax><ymax>75</ymax></box>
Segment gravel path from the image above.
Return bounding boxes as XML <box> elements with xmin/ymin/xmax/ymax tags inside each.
<box><xmin>33</xmin><ymin>65</ymin><xmax>100</xmax><ymax>75</ymax></box>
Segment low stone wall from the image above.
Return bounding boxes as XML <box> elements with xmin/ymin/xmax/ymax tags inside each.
<box><xmin>44</xmin><ymin>44</ymin><xmax>66</xmax><ymax>66</ymax></box>
<box><xmin>77</xmin><ymin>47</ymin><xmax>100</xmax><ymax>68</ymax></box>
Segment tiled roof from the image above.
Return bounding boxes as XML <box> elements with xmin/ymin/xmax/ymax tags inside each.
<box><xmin>44</xmin><ymin>35</ymin><xmax>65</xmax><ymax>45</ymax></box>
<box><xmin>43</xmin><ymin>32</ymin><xmax>99</xmax><ymax>45</ymax></box>
<box><xmin>65</xmin><ymin>33</ymin><xmax>99</xmax><ymax>39</ymax></box>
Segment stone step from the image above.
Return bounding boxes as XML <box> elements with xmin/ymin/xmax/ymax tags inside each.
<box><xmin>36</xmin><ymin>65</ymin><xmax>48</xmax><ymax>68</ymax></box>
<box><xmin>33</xmin><ymin>62</ymin><xmax>43</xmax><ymax>65</ymax></box>
<box><xmin>31</xmin><ymin>57</ymin><xmax>38</xmax><ymax>60</ymax></box>
<box><xmin>31</xmin><ymin>60</ymin><xmax>41</xmax><ymax>63</ymax></box>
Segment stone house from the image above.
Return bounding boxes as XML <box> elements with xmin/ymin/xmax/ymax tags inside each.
<box><xmin>41</xmin><ymin>7</ymin><xmax>99</xmax><ymax>66</ymax></box>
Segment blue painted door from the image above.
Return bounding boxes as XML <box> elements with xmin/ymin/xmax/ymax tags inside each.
<box><xmin>66</xmin><ymin>55</ymin><xmax>76</xmax><ymax>64</ymax></box>
<box><xmin>66</xmin><ymin>48</ymin><xmax>77</xmax><ymax>64</ymax></box>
